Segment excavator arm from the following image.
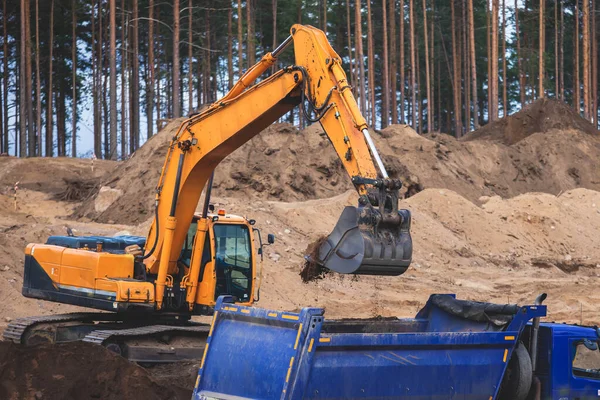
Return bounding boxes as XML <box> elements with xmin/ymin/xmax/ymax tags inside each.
<box><xmin>143</xmin><ymin>25</ymin><xmax>412</xmax><ymax>310</ymax></box>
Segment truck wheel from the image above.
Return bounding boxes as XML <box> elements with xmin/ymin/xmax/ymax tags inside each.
<box><xmin>497</xmin><ymin>341</ymin><xmax>532</xmax><ymax>400</ymax></box>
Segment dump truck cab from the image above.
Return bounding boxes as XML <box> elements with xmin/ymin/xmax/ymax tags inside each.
<box><xmin>531</xmin><ymin>323</ymin><xmax>600</xmax><ymax>399</ymax></box>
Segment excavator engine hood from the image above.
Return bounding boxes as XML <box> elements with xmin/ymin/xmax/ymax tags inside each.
<box><xmin>317</xmin><ymin>180</ymin><xmax>413</xmax><ymax>276</ymax></box>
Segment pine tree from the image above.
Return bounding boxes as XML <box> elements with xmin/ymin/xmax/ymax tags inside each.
<box><xmin>468</xmin><ymin>0</ymin><xmax>478</xmax><ymax>127</ymax></box>
<box><xmin>237</xmin><ymin>0</ymin><xmax>243</xmax><ymax>74</ymax></box>
<box><xmin>228</xmin><ymin>7</ymin><xmax>234</xmax><ymax>88</ymax></box>
<box><xmin>382</xmin><ymin>0</ymin><xmax>389</xmax><ymax>128</ymax></box>
<box><xmin>399</xmin><ymin>0</ymin><xmax>405</xmax><ymax>124</ymax></box>
<box><xmin>409</xmin><ymin>0</ymin><xmax>416</xmax><ymax>130</ymax></box>
<box><xmin>71</xmin><ymin>0</ymin><xmax>77</xmax><ymax>157</ymax></box>
<box><xmin>575</xmin><ymin>0</ymin><xmax>580</xmax><ymax>113</ymax></box>
<box><xmin>423</xmin><ymin>0</ymin><xmax>431</xmax><ymax>132</ymax></box>
<box><xmin>2</xmin><ymin>0</ymin><xmax>8</xmax><ymax>154</ymax></box>
<box><xmin>583</xmin><ymin>0</ymin><xmax>590</xmax><ymax>118</ymax></box>
<box><xmin>490</xmin><ymin>0</ymin><xmax>498</xmax><ymax>121</ymax></box>
<box><xmin>367</xmin><ymin>0</ymin><xmax>376</xmax><ymax>126</ymax></box>
<box><xmin>539</xmin><ymin>0</ymin><xmax>545</xmax><ymax>98</ymax></box>
<box><xmin>147</xmin><ymin>0</ymin><xmax>155</xmax><ymax>137</ymax></box>
<box><xmin>500</xmin><ymin>0</ymin><xmax>506</xmax><ymax>115</ymax></box>
<box><xmin>35</xmin><ymin>0</ymin><xmax>41</xmax><ymax>155</ymax></box>
<box><xmin>355</xmin><ymin>0</ymin><xmax>367</xmax><ymax>116</ymax></box>
<box><xmin>389</xmin><ymin>0</ymin><xmax>397</xmax><ymax>124</ymax></box>
<box><xmin>173</xmin><ymin>0</ymin><xmax>181</xmax><ymax>118</ymax></box>
<box><xmin>109</xmin><ymin>0</ymin><xmax>117</xmax><ymax>159</ymax></box>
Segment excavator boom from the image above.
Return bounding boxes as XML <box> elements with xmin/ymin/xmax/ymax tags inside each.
<box><xmin>143</xmin><ymin>25</ymin><xmax>413</xmax><ymax>309</ymax></box>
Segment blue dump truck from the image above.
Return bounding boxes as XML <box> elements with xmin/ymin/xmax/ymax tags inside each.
<box><xmin>192</xmin><ymin>294</ymin><xmax>600</xmax><ymax>400</ymax></box>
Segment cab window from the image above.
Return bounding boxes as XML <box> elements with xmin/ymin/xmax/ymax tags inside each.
<box><xmin>572</xmin><ymin>339</ymin><xmax>600</xmax><ymax>379</ymax></box>
<box><xmin>179</xmin><ymin>221</ymin><xmax>198</xmax><ymax>267</ymax></box>
<box><xmin>213</xmin><ymin>224</ymin><xmax>252</xmax><ymax>301</ymax></box>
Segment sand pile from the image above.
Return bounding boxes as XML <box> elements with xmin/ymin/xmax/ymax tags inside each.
<box><xmin>463</xmin><ymin>98</ymin><xmax>599</xmax><ymax>145</ymax></box>
<box><xmin>0</xmin><ymin>156</ymin><xmax>115</xmax><ymax>196</ymax></box>
<box><xmin>73</xmin><ymin>100</ymin><xmax>600</xmax><ymax>225</ymax></box>
<box><xmin>73</xmin><ymin>120</ymin><xmax>356</xmax><ymax>225</ymax></box>
<box><xmin>0</xmin><ymin>342</ymin><xmax>191</xmax><ymax>400</ymax></box>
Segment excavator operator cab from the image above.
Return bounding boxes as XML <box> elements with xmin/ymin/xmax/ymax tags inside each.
<box><xmin>179</xmin><ymin>212</ymin><xmax>262</xmax><ymax>306</ymax></box>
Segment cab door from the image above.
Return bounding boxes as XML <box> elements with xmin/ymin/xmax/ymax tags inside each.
<box><xmin>212</xmin><ymin>223</ymin><xmax>253</xmax><ymax>303</ymax></box>
<box><xmin>569</xmin><ymin>337</ymin><xmax>600</xmax><ymax>399</ymax></box>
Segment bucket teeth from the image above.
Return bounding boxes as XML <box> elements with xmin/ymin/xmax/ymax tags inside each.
<box><xmin>317</xmin><ymin>205</ymin><xmax>412</xmax><ymax>276</ymax></box>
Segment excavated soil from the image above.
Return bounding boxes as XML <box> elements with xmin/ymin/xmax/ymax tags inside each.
<box><xmin>72</xmin><ymin>99</ymin><xmax>600</xmax><ymax>225</ymax></box>
<box><xmin>2</xmin><ymin>99</ymin><xmax>600</xmax><ymax>398</ymax></box>
<box><xmin>462</xmin><ymin>98</ymin><xmax>600</xmax><ymax>145</ymax></box>
<box><xmin>0</xmin><ymin>342</ymin><xmax>192</xmax><ymax>400</ymax></box>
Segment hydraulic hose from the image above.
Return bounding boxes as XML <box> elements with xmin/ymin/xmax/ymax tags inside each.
<box><xmin>141</xmin><ymin>200</ymin><xmax>160</xmax><ymax>260</ymax></box>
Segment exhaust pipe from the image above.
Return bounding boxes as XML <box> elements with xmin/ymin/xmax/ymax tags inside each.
<box><xmin>530</xmin><ymin>293</ymin><xmax>547</xmax><ymax>372</ymax></box>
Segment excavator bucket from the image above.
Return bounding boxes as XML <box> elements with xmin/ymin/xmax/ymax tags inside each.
<box><xmin>316</xmin><ymin>190</ymin><xmax>413</xmax><ymax>276</ymax></box>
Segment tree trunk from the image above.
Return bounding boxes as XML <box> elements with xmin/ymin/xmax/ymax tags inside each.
<box><xmin>409</xmin><ymin>0</ymin><xmax>416</xmax><ymax>130</ymax></box>
<box><xmin>346</xmin><ymin>0</ymin><xmax>357</xmax><ymax>96</ymax></box>
<box><xmin>121</xmin><ymin>0</ymin><xmax>128</xmax><ymax>158</ymax></box>
<box><xmin>593</xmin><ymin>0</ymin><xmax>597</xmax><ymax>124</ymax></box>
<box><xmin>382</xmin><ymin>0</ymin><xmax>389</xmax><ymax>128</ymax></box>
<box><xmin>35</xmin><ymin>0</ymin><xmax>41</xmax><ymax>155</ymax></box>
<box><xmin>20</xmin><ymin>0</ymin><xmax>26</xmax><ymax>157</ymax></box>
<box><xmin>399</xmin><ymin>0</ymin><xmax>405</xmax><ymax>123</ymax></box>
<box><xmin>92</xmin><ymin>0</ymin><xmax>100</xmax><ymax>157</ymax></box>
<box><xmin>355</xmin><ymin>0</ymin><xmax>367</xmax><ymax>116</ymax></box>
<box><xmin>575</xmin><ymin>0</ymin><xmax>580</xmax><ymax>113</ymax></box>
<box><xmin>514</xmin><ymin>0</ymin><xmax>525</xmax><ymax>106</ymax></box>
<box><xmin>25</xmin><ymin>0</ymin><xmax>33</xmax><ymax>156</ymax></box>
<box><xmin>463</xmin><ymin>0</ymin><xmax>470</xmax><ymax>130</ymax></box>
<box><xmin>539</xmin><ymin>0</ymin><xmax>544</xmax><ymax>98</ymax></box>
<box><xmin>583</xmin><ymin>0</ymin><xmax>590</xmax><ymax>119</ymax></box>
<box><xmin>423</xmin><ymin>0</ymin><xmax>431</xmax><ymax>132</ymax></box>
<box><xmin>490</xmin><ymin>0</ymin><xmax>498</xmax><ymax>121</ymax></box>
<box><xmin>147</xmin><ymin>0</ymin><xmax>154</xmax><ymax>138</ymax></box>
<box><xmin>247</xmin><ymin>0</ymin><xmax>255</xmax><ymax>66</ymax></box>
<box><xmin>71</xmin><ymin>0</ymin><xmax>77</xmax><ymax>157</ymax></box>
<box><xmin>0</xmin><ymin>70</ymin><xmax>3</xmax><ymax>154</ymax></box>
<box><xmin>173</xmin><ymin>0</ymin><xmax>180</xmax><ymax>118</ymax></box>
<box><xmin>187</xmin><ymin>0</ymin><xmax>193</xmax><ymax>112</ymax></box>
<box><xmin>271</xmin><ymin>0</ymin><xmax>277</xmax><ymax>74</ymax></box>
<box><xmin>451</xmin><ymin>0</ymin><xmax>462</xmax><ymax>133</ymax></box>
<box><xmin>389</xmin><ymin>0</ymin><xmax>397</xmax><ymax>124</ymax></box>
<box><xmin>228</xmin><ymin>7</ymin><xmax>234</xmax><ymax>87</ymax></box>
<box><xmin>109</xmin><ymin>0</ymin><xmax>117</xmax><ymax>159</ymax></box>
<box><xmin>237</xmin><ymin>0</ymin><xmax>243</xmax><ymax>74</ymax></box>
<box><xmin>486</xmin><ymin>2</ymin><xmax>491</xmax><ymax>115</ymax></box>
<box><xmin>130</xmin><ymin>0</ymin><xmax>138</xmax><ymax>151</ymax></box>
<box><xmin>560</xmin><ymin>0</ymin><xmax>564</xmax><ymax>100</ymax></box>
<box><xmin>468</xmin><ymin>0</ymin><xmax>478</xmax><ymax>128</ymax></box>
<box><xmin>367</xmin><ymin>0</ymin><xmax>376</xmax><ymax>126</ymax></box>
<box><xmin>430</xmin><ymin>0</ymin><xmax>435</xmax><ymax>130</ymax></box>
<box><xmin>502</xmin><ymin>0</ymin><xmax>507</xmax><ymax>115</ymax></box>
<box><xmin>323</xmin><ymin>0</ymin><xmax>327</xmax><ymax>33</ymax></box>
<box><xmin>2</xmin><ymin>0</ymin><xmax>8</xmax><ymax>154</ymax></box>
<box><xmin>554</xmin><ymin>0</ymin><xmax>559</xmax><ymax>96</ymax></box>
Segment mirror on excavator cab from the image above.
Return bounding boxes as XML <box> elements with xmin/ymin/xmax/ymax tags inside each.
<box><xmin>315</xmin><ymin>178</ymin><xmax>413</xmax><ymax>276</ymax></box>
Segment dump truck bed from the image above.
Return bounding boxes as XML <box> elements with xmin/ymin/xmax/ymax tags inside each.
<box><xmin>193</xmin><ymin>295</ymin><xmax>546</xmax><ymax>400</ymax></box>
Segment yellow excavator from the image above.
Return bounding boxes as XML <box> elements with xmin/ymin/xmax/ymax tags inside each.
<box><xmin>4</xmin><ymin>24</ymin><xmax>413</xmax><ymax>362</ymax></box>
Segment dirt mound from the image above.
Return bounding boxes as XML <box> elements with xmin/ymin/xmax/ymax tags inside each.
<box><xmin>372</xmin><ymin>123</ymin><xmax>600</xmax><ymax>202</ymax></box>
<box><xmin>71</xmin><ymin>100</ymin><xmax>600</xmax><ymax>225</ymax></box>
<box><xmin>73</xmin><ymin>120</ymin><xmax>356</xmax><ymax>225</ymax></box>
<box><xmin>0</xmin><ymin>342</ymin><xmax>192</xmax><ymax>400</ymax></box>
<box><xmin>0</xmin><ymin>156</ymin><xmax>116</xmax><ymax>196</ymax></box>
<box><xmin>462</xmin><ymin>98</ymin><xmax>600</xmax><ymax>145</ymax></box>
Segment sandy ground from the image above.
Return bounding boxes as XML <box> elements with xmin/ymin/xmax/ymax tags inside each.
<box><xmin>1</xmin><ymin>98</ymin><xmax>600</xmax><ymax>397</ymax></box>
